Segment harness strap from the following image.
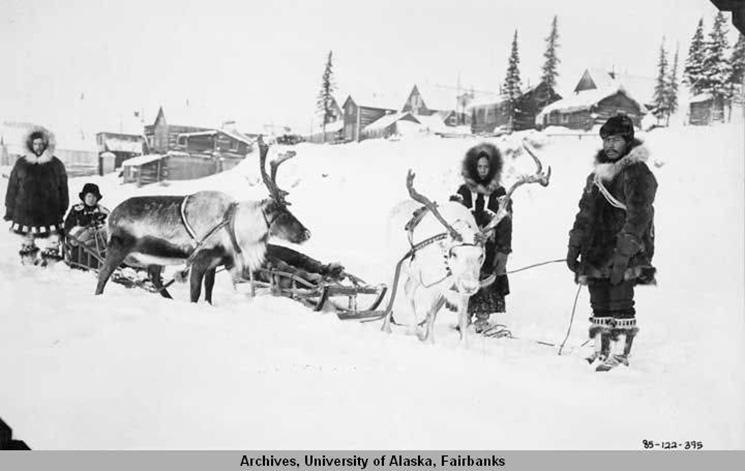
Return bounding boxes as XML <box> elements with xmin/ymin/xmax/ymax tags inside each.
<box><xmin>181</xmin><ymin>202</ymin><xmax>238</xmax><ymax>269</ymax></box>
<box><xmin>180</xmin><ymin>195</ymin><xmax>198</xmax><ymax>240</ymax></box>
<box><xmin>593</xmin><ymin>175</ymin><xmax>628</xmax><ymax>211</ymax></box>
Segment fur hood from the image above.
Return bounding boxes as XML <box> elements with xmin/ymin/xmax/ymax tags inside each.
<box><xmin>22</xmin><ymin>126</ymin><xmax>56</xmax><ymax>164</ymax></box>
<box><xmin>461</xmin><ymin>142</ymin><xmax>504</xmax><ymax>194</ymax></box>
<box><xmin>593</xmin><ymin>139</ymin><xmax>650</xmax><ymax>182</ymax></box>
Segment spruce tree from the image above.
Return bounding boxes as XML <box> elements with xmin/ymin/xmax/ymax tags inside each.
<box><xmin>316</xmin><ymin>50</ymin><xmax>336</xmax><ymax>142</ymax></box>
<box><xmin>699</xmin><ymin>12</ymin><xmax>731</xmax><ymax>100</ymax></box>
<box><xmin>683</xmin><ymin>18</ymin><xmax>706</xmax><ymax>94</ymax></box>
<box><xmin>666</xmin><ymin>44</ymin><xmax>680</xmax><ymax>124</ymax></box>
<box><xmin>541</xmin><ymin>15</ymin><xmax>560</xmax><ymax>89</ymax></box>
<box><xmin>502</xmin><ymin>30</ymin><xmax>522</xmax><ymax>127</ymax></box>
<box><xmin>730</xmin><ymin>33</ymin><xmax>745</xmax><ymax>91</ymax></box>
<box><xmin>652</xmin><ymin>39</ymin><xmax>669</xmax><ymax>121</ymax></box>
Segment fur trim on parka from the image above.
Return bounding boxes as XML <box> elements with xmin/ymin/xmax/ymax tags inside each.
<box><xmin>4</xmin><ymin>126</ymin><xmax>68</xmax><ymax>236</ymax></box>
<box><xmin>461</xmin><ymin>142</ymin><xmax>504</xmax><ymax>194</ymax></box>
<box><xmin>569</xmin><ymin>139</ymin><xmax>657</xmax><ymax>285</ymax></box>
<box><xmin>23</xmin><ymin>126</ymin><xmax>57</xmax><ymax>164</ymax></box>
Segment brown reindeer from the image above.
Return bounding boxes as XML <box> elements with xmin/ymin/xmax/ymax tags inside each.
<box><xmin>94</xmin><ymin>138</ymin><xmax>310</xmax><ymax>303</ymax></box>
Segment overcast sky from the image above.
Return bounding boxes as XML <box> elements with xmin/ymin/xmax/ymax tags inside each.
<box><xmin>0</xmin><ymin>0</ymin><xmax>735</xmax><ymax>141</ymax></box>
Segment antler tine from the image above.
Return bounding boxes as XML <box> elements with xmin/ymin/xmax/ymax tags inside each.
<box><xmin>258</xmin><ymin>135</ymin><xmax>281</xmax><ymax>201</ymax></box>
<box><xmin>406</xmin><ymin>169</ymin><xmax>462</xmax><ymax>242</ymax></box>
<box><xmin>522</xmin><ymin>140</ymin><xmax>551</xmax><ymax>187</ymax></box>
<box><xmin>268</xmin><ymin>151</ymin><xmax>294</xmax><ymax>204</ymax></box>
<box><xmin>482</xmin><ymin>141</ymin><xmax>552</xmax><ymax>236</ymax></box>
<box><xmin>270</xmin><ymin>150</ymin><xmax>296</xmax><ymax>182</ymax></box>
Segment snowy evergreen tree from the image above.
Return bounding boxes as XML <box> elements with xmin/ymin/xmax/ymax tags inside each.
<box><xmin>541</xmin><ymin>15</ymin><xmax>560</xmax><ymax>89</ymax></box>
<box><xmin>699</xmin><ymin>12</ymin><xmax>731</xmax><ymax>100</ymax></box>
<box><xmin>666</xmin><ymin>44</ymin><xmax>680</xmax><ymax>123</ymax></box>
<box><xmin>502</xmin><ymin>30</ymin><xmax>522</xmax><ymax>126</ymax></box>
<box><xmin>684</xmin><ymin>18</ymin><xmax>706</xmax><ymax>94</ymax></box>
<box><xmin>316</xmin><ymin>50</ymin><xmax>336</xmax><ymax>142</ymax></box>
<box><xmin>652</xmin><ymin>39</ymin><xmax>669</xmax><ymax>121</ymax></box>
<box><xmin>729</xmin><ymin>33</ymin><xmax>745</xmax><ymax>94</ymax></box>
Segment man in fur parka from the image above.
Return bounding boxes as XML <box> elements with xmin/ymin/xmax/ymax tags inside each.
<box><xmin>4</xmin><ymin>126</ymin><xmax>69</xmax><ymax>265</ymax></box>
<box><xmin>452</xmin><ymin>142</ymin><xmax>512</xmax><ymax>336</ymax></box>
<box><xmin>567</xmin><ymin>114</ymin><xmax>657</xmax><ymax>372</ymax></box>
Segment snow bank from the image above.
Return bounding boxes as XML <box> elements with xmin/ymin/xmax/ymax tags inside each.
<box><xmin>1</xmin><ymin>123</ymin><xmax>743</xmax><ymax>449</ymax></box>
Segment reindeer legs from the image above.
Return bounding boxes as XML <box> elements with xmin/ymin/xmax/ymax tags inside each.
<box><xmin>95</xmin><ymin>234</ymin><xmax>132</xmax><ymax>295</ymax></box>
<box><xmin>148</xmin><ymin>265</ymin><xmax>172</xmax><ymax>299</ymax></box>
<box><xmin>204</xmin><ymin>268</ymin><xmax>216</xmax><ymax>304</ymax></box>
<box><xmin>418</xmin><ymin>296</ymin><xmax>445</xmax><ymax>344</ymax></box>
<box><xmin>456</xmin><ymin>296</ymin><xmax>470</xmax><ymax>347</ymax></box>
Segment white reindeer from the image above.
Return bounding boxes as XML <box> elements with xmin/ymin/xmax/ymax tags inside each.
<box><xmin>382</xmin><ymin>140</ymin><xmax>550</xmax><ymax>345</ymax></box>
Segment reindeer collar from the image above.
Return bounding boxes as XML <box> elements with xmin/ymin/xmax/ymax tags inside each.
<box><xmin>593</xmin><ymin>142</ymin><xmax>650</xmax><ymax>182</ymax></box>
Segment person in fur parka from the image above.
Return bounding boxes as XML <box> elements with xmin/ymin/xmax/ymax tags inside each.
<box><xmin>567</xmin><ymin>114</ymin><xmax>657</xmax><ymax>371</ymax></box>
<box><xmin>452</xmin><ymin>142</ymin><xmax>512</xmax><ymax>335</ymax></box>
<box><xmin>4</xmin><ymin>126</ymin><xmax>69</xmax><ymax>264</ymax></box>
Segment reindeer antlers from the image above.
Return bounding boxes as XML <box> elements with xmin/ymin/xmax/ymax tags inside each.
<box><xmin>406</xmin><ymin>170</ymin><xmax>463</xmax><ymax>242</ymax></box>
<box><xmin>258</xmin><ymin>135</ymin><xmax>293</xmax><ymax>204</ymax></box>
<box><xmin>481</xmin><ymin>139</ymin><xmax>551</xmax><ymax>236</ymax></box>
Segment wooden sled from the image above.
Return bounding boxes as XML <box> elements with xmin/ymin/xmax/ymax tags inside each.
<box><xmin>244</xmin><ymin>267</ymin><xmax>388</xmax><ymax>320</ymax></box>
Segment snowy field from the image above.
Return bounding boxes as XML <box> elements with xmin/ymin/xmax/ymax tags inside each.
<box><xmin>1</xmin><ymin>122</ymin><xmax>743</xmax><ymax>449</ymax></box>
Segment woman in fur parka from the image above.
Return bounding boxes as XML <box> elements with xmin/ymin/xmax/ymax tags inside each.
<box><xmin>567</xmin><ymin>114</ymin><xmax>657</xmax><ymax>371</ymax></box>
<box><xmin>453</xmin><ymin>142</ymin><xmax>512</xmax><ymax>335</ymax></box>
<box><xmin>4</xmin><ymin>126</ymin><xmax>69</xmax><ymax>264</ymax></box>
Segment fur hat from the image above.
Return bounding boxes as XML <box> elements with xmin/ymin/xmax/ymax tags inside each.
<box><xmin>79</xmin><ymin>183</ymin><xmax>102</xmax><ymax>202</ymax></box>
<box><xmin>600</xmin><ymin>114</ymin><xmax>635</xmax><ymax>142</ymax></box>
<box><xmin>461</xmin><ymin>142</ymin><xmax>503</xmax><ymax>194</ymax></box>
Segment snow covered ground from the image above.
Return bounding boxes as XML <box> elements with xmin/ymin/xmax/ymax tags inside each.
<box><xmin>1</xmin><ymin>122</ymin><xmax>743</xmax><ymax>449</ymax></box>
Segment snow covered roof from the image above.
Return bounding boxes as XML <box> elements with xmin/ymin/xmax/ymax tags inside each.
<box><xmin>121</xmin><ymin>154</ymin><xmax>167</xmax><ymax>167</ymax></box>
<box><xmin>465</xmin><ymin>93</ymin><xmax>509</xmax><ymax>110</ymax></box>
<box><xmin>346</xmin><ymin>92</ymin><xmax>403</xmax><ymax>111</ymax></box>
<box><xmin>536</xmin><ymin>85</ymin><xmax>644</xmax><ymax>120</ymax></box>
<box><xmin>179</xmin><ymin>129</ymin><xmax>253</xmax><ymax>145</ymax></box>
<box><xmin>363</xmin><ymin>112</ymin><xmax>419</xmax><ymax>132</ymax></box>
<box><xmin>104</xmin><ymin>137</ymin><xmax>143</xmax><ymax>153</ymax></box>
<box><xmin>690</xmin><ymin>93</ymin><xmax>713</xmax><ymax>103</ymax></box>
<box><xmin>411</xmin><ymin>84</ymin><xmax>458</xmax><ymax>112</ymax></box>
<box><xmin>411</xmin><ymin>113</ymin><xmax>447</xmax><ymax>132</ymax></box>
<box><xmin>578</xmin><ymin>68</ymin><xmax>655</xmax><ymax>105</ymax></box>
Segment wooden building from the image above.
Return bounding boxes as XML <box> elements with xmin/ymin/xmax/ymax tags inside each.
<box><xmin>139</xmin><ymin>108</ymin><xmax>254</xmax><ymax>180</ymax></box>
<box><xmin>173</xmin><ymin>129</ymin><xmax>253</xmax><ymax>174</ymax></box>
<box><xmin>144</xmin><ymin>107</ymin><xmax>211</xmax><ymax>154</ymax></box>
<box><xmin>342</xmin><ymin>95</ymin><xmax>399</xmax><ymax>142</ymax></box>
<box><xmin>535</xmin><ymin>86</ymin><xmax>645</xmax><ymax>130</ymax></box>
<box><xmin>688</xmin><ymin>93</ymin><xmax>726</xmax><ymax>125</ymax></box>
<box><xmin>121</xmin><ymin>154</ymin><xmax>169</xmax><ymax>186</ymax></box>
<box><xmin>574</xmin><ymin>68</ymin><xmax>655</xmax><ymax>109</ymax></box>
<box><xmin>402</xmin><ymin>85</ymin><xmax>459</xmax><ymax>126</ymax></box>
<box><xmin>95</xmin><ymin>131</ymin><xmax>144</xmax><ymax>174</ymax></box>
<box><xmin>361</xmin><ymin>112</ymin><xmax>421</xmax><ymax>139</ymax></box>
<box><xmin>466</xmin><ymin>81</ymin><xmax>561</xmax><ymax>134</ymax></box>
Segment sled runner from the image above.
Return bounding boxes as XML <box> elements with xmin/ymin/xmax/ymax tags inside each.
<box><xmin>62</xmin><ymin>226</ymin><xmax>388</xmax><ymax>318</ymax></box>
<box><xmin>242</xmin><ymin>267</ymin><xmax>388</xmax><ymax>320</ymax></box>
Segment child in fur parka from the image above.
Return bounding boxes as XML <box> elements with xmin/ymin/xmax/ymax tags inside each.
<box><xmin>452</xmin><ymin>143</ymin><xmax>512</xmax><ymax>335</ymax></box>
<box><xmin>4</xmin><ymin>126</ymin><xmax>69</xmax><ymax>265</ymax></box>
<box><xmin>567</xmin><ymin>114</ymin><xmax>657</xmax><ymax>372</ymax></box>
